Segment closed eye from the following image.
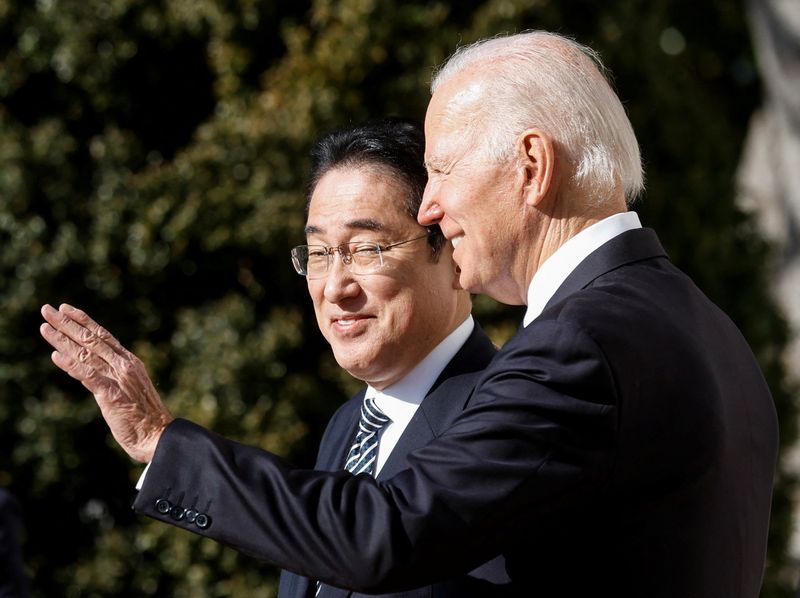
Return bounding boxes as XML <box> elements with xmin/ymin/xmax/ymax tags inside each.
<box><xmin>425</xmin><ymin>158</ymin><xmax>451</xmax><ymax>176</ymax></box>
<box><xmin>307</xmin><ymin>247</ymin><xmax>329</xmax><ymax>258</ymax></box>
<box><xmin>351</xmin><ymin>244</ymin><xmax>380</xmax><ymax>255</ymax></box>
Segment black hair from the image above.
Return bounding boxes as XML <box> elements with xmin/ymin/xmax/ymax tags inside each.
<box><xmin>306</xmin><ymin>118</ymin><xmax>445</xmax><ymax>256</ymax></box>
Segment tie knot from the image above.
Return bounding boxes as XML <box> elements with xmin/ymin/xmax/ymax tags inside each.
<box><xmin>360</xmin><ymin>396</ymin><xmax>391</xmax><ymax>431</ymax></box>
<box><xmin>344</xmin><ymin>396</ymin><xmax>392</xmax><ymax>476</ymax></box>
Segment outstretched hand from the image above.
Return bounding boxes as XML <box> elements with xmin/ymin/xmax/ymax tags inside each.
<box><xmin>39</xmin><ymin>303</ymin><xmax>173</xmax><ymax>463</ymax></box>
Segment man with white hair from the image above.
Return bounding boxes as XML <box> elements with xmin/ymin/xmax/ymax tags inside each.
<box><xmin>40</xmin><ymin>31</ymin><xmax>778</xmax><ymax>598</ymax></box>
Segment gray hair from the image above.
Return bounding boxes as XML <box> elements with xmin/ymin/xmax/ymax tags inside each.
<box><xmin>431</xmin><ymin>31</ymin><xmax>644</xmax><ymax>204</ymax></box>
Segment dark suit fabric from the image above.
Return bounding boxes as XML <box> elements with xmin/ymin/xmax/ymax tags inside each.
<box><xmin>277</xmin><ymin>325</ymin><xmax>507</xmax><ymax>598</ymax></box>
<box><xmin>135</xmin><ymin>228</ymin><xmax>779</xmax><ymax>598</ymax></box>
<box><xmin>0</xmin><ymin>489</ymin><xmax>29</xmax><ymax>598</ymax></box>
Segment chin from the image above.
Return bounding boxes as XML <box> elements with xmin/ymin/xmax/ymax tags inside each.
<box><xmin>457</xmin><ymin>271</ymin><xmax>482</xmax><ymax>295</ymax></box>
<box><xmin>333</xmin><ymin>352</ymin><xmax>373</xmax><ymax>377</ymax></box>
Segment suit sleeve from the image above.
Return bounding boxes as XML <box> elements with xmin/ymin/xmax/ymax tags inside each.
<box><xmin>134</xmin><ymin>318</ymin><xmax>618</xmax><ymax>592</ymax></box>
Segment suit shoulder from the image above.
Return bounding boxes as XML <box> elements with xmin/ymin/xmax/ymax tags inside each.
<box><xmin>316</xmin><ymin>391</ymin><xmax>364</xmax><ymax>451</ymax></box>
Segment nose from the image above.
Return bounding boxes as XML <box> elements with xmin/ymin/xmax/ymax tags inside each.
<box><xmin>418</xmin><ymin>182</ymin><xmax>444</xmax><ymax>226</ymax></box>
<box><xmin>323</xmin><ymin>255</ymin><xmax>361</xmax><ymax>304</ymax></box>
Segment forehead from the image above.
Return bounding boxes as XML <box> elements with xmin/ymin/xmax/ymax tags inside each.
<box><xmin>306</xmin><ymin>166</ymin><xmax>417</xmax><ymax>236</ymax></box>
<box><xmin>425</xmin><ymin>71</ymin><xmax>486</xmax><ymax>160</ymax></box>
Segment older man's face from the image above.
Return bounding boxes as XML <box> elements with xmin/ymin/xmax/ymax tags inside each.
<box><xmin>305</xmin><ymin>166</ymin><xmax>466</xmax><ymax>390</ymax></box>
<box><xmin>419</xmin><ymin>70</ymin><xmax>530</xmax><ymax>306</ymax></box>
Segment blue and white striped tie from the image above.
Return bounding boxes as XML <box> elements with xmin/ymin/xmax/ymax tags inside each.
<box><xmin>315</xmin><ymin>396</ymin><xmax>391</xmax><ymax>596</ymax></box>
<box><xmin>344</xmin><ymin>396</ymin><xmax>392</xmax><ymax>476</ymax></box>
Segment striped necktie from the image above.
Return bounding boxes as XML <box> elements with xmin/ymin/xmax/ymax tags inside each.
<box><xmin>344</xmin><ymin>395</ymin><xmax>392</xmax><ymax>476</ymax></box>
<box><xmin>315</xmin><ymin>396</ymin><xmax>391</xmax><ymax>596</ymax></box>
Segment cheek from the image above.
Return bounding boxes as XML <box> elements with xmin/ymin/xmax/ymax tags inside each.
<box><xmin>373</xmin><ymin>285</ymin><xmax>414</xmax><ymax>336</ymax></box>
<box><xmin>363</xmin><ymin>271</ymin><xmax>405</xmax><ymax>300</ymax></box>
<box><xmin>307</xmin><ymin>280</ymin><xmax>323</xmax><ymax>304</ymax></box>
<box><xmin>391</xmin><ymin>274</ymin><xmax>441</xmax><ymax>318</ymax></box>
<box><xmin>307</xmin><ymin>283</ymin><xmax>327</xmax><ymax>324</ymax></box>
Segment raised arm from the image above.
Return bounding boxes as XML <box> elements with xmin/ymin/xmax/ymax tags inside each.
<box><xmin>39</xmin><ymin>303</ymin><xmax>173</xmax><ymax>463</ymax></box>
<box><xmin>40</xmin><ymin>303</ymin><xmax>619</xmax><ymax>592</ymax></box>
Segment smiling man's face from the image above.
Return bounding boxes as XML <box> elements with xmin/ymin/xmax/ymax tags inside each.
<box><xmin>305</xmin><ymin>165</ymin><xmax>467</xmax><ymax>390</ymax></box>
<box><xmin>418</xmin><ymin>68</ymin><xmax>532</xmax><ymax>306</ymax></box>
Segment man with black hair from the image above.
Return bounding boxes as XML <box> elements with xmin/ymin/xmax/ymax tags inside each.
<box><xmin>276</xmin><ymin>120</ymin><xmax>507</xmax><ymax>596</ymax></box>
<box><xmin>42</xmin><ymin>120</ymin><xmax>511</xmax><ymax>597</ymax></box>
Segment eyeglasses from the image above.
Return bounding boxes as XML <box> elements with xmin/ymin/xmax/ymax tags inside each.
<box><xmin>291</xmin><ymin>233</ymin><xmax>430</xmax><ymax>279</ymax></box>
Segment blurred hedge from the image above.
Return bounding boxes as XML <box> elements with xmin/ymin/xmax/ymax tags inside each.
<box><xmin>0</xmin><ymin>1</ymin><xmax>795</xmax><ymax>596</ymax></box>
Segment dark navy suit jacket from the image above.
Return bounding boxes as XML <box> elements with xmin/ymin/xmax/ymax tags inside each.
<box><xmin>276</xmin><ymin>324</ymin><xmax>510</xmax><ymax>598</ymax></box>
<box><xmin>135</xmin><ymin>228</ymin><xmax>779</xmax><ymax>598</ymax></box>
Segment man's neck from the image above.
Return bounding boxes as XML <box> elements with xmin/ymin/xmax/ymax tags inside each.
<box><xmin>522</xmin><ymin>211</ymin><xmax>642</xmax><ymax>326</ymax></box>
<box><xmin>367</xmin><ymin>315</ymin><xmax>474</xmax><ymax>397</ymax></box>
<box><xmin>523</xmin><ymin>192</ymin><xmax>628</xmax><ymax>293</ymax></box>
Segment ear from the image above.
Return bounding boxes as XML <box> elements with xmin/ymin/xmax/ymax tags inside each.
<box><xmin>517</xmin><ymin>129</ymin><xmax>555</xmax><ymax>207</ymax></box>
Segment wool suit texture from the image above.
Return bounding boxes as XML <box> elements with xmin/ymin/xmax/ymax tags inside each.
<box><xmin>134</xmin><ymin>228</ymin><xmax>779</xmax><ymax>598</ymax></box>
<box><xmin>277</xmin><ymin>323</ymin><xmax>511</xmax><ymax>598</ymax></box>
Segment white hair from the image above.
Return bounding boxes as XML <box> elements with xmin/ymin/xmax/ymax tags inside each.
<box><xmin>431</xmin><ymin>31</ymin><xmax>644</xmax><ymax>204</ymax></box>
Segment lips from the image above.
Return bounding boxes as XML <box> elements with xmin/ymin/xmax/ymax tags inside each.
<box><xmin>335</xmin><ymin>318</ymin><xmax>361</xmax><ymax>327</ymax></box>
<box><xmin>330</xmin><ymin>314</ymin><xmax>373</xmax><ymax>334</ymax></box>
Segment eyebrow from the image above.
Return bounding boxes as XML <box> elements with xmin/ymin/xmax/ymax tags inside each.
<box><xmin>304</xmin><ymin>218</ymin><xmax>385</xmax><ymax>236</ymax></box>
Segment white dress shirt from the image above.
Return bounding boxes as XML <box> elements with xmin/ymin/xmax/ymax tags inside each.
<box><xmin>369</xmin><ymin>315</ymin><xmax>474</xmax><ymax>474</ymax></box>
<box><xmin>523</xmin><ymin>212</ymin><xmax>642</xmax><ymax>327</ymax></box>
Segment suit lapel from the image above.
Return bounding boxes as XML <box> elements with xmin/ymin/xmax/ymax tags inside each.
<box><xmin>544</xmin><ymin>227</ymin><xmax>667</xmax><ymax>312</ymax></box>
<box><xmin>377</xmin><ymin>412</ymin><xmax>436</xmax><ymax>481</ymax></box>
<box><xmin>316</xmin><ymin>389</ymin><xmax>365</xmax><ymax>472</ymax></box>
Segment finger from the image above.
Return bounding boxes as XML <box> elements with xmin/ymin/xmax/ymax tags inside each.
<box><xmin>40</xmin><ymin>304</ymin><xmax>125</xmax><ymax>369</ymax></box>
<box><xmin>40</xmin><ymin>322</ymin><xmax>116</xmax><ymax>379</ymax></box>
<box><xmin>50</xmin><ymin>349</ymin><xmax>118</xmax><ymax>397</ymax></box>
<box><xmin>41</xmin><ymin>304</ymin><xmax>88</xmax><ymax>341</ymax></box>
<box><xmin>59</xmin><ymin>304</ymin><xmax>128</xmax><ymax>354</ymax></box>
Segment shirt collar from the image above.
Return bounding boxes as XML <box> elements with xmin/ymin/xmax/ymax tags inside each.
<box><xmin>369</xmin><ymin>315</ymin><xmax>474</xmax><ymax>426</ymax></box>
<box><xmin>523</xmin><ymin>211</ymin><xmax>642</xmax><ymax>327</ymax></box>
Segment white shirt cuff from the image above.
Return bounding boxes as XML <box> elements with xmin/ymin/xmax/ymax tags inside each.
<box><xmin>135</xmin><ymin>462</ymin><xmax>151</xmax><ymax>491</ymax></box>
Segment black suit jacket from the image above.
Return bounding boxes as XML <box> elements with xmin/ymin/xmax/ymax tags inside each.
<box><xmin>277</xmin><ymin>324</ymin><xmax>510</xmax><ymax>598</ymax></box>
<box><xmin>135</xmin><ymin>228</ymin><xmax>779</xmax><ymax>598</ymax></box>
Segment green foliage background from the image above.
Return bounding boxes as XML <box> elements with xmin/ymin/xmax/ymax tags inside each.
<box><xmin>0</xmin><ymin>0</ymin><xmax>796</xmax><ymax>596</ymax></box>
